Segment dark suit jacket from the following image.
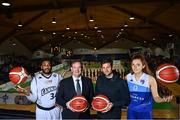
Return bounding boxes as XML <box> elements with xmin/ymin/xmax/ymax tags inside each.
<box><xmin>56</xmin><ymin>76</ymin><xmax>94</xmax><ymax>119</ymax></box>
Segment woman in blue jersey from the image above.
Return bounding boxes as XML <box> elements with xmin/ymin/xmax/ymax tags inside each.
<box><xmin>125</xmin><ymin>54</ymin><xmax>173</xmax><ymax>119</ymax></box>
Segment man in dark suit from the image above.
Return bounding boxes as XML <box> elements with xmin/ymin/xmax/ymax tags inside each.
<box><xmin>56</xmin><ymin>60</ymin><xmax>94</xmax><ymax>119</ymax></box>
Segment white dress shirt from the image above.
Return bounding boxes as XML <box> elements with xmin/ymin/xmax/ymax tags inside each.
<box><xmin>72</xmin><ymin>75</ymin><xmax>82</xmax><ymax>93</ymax></box>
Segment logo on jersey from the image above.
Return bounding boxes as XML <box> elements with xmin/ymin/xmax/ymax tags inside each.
<box><xmin>53</xmin><ymin>74</ymin><xmax>57</xmax><ymax>77</ymax></box>
<box><xmin>46</xmin><ymin>80</ymin><xmax>52</xmax><ymax>84</ymax></box>
<box><xmin>133</xmin><ymin>85</ymin><xmax>138</xmax><ymax>91</ymax></box>
<box><xmin>140</xmin><ymin>79</ymin><xmax>145</xmax><ymax>84</ymax></box>
<box><xmin>130</xmin><ymin>94</ymin><xmax>145</xmax><ymax>101</ymax></box>
<box><xmin>41</xmin><ymin>86</ymin><xmax>56</xmax><ymax>96</ymax></box>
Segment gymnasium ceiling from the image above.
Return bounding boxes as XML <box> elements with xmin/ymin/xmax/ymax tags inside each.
<box><xmin>0</xmin><ymin>0</ymin><xmax>180</xmax><ymax>52</ymax></box>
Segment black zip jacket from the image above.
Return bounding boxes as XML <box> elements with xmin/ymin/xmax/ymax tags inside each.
<box><xmin>95</xmin><ymin>71</ymin><xmax>130</xmax><ymax>119</ymax></box>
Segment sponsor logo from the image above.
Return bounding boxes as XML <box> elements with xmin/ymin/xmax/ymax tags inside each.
<box><xmin>53</xmin><ymin>74</ymin><xmax>57</xmax><ymax>77</ymax></box>
<box><xmin>41</xmin><ymin>86</ymin><xmax>56</xmax><ymax>96</ymax></box>
<box><xmin>140</xmin><ymin>79</ymin><xmax>145</xmax><ymax>84</ymax></box>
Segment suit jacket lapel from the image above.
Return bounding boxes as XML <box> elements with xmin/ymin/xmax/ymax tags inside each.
<box><xmin>81</xmin><ymin>76</ymin><xmax>86</xmax><ymax>95</ymax></box>
<box><xmin>70</xmin><ymin>76</ymin><xmax>77</xmax><ymax>96</ymax></box>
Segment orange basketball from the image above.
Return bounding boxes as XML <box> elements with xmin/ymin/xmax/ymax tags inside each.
<box><xmin>156</xmin><ymin>64</ymin><xmax>179</xmax><ymax>83</ymax></box>
<box><xmin>9</xmin><ymin>67</ymin><xmax>28</xmax><ymax>85</ymax></box>
<box><xmin>69</xmin><ymin>95</ymin><xmax>88</xmax><ymax>112</ymax></box>
<box><xmin>91</xmin><ymin>94</ymin><xmax>110</xmax><ymax>112</ymax></box>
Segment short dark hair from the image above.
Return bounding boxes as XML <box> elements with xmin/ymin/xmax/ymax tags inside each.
<box><xmin>70</xmin><ymin>59</ymin><xmax>82</xmax><ymax>67</ymax></box>
<box><xmin>41</xmin><ymin>58</ymin><xmax>52</xmax><ymax>65</ymax></box>
<box><xmin>101</xmin><ymin>58</ymin><xmax>113</xmax><ymax>67</ymax></box>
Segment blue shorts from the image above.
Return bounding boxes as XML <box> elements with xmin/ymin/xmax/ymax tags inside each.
<box><xmin>127</xmin><ymin>108</ymin><xmax>152</xmax><ymax>119</ymax></box>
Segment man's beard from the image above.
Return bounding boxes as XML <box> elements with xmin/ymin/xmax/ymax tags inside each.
<box><xmin>42</xmin><ymin>68</ymin><xmax>52</xmax><ymax>75</ymax></box>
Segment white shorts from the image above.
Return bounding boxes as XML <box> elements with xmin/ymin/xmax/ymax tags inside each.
<box><xmin>36</xmin><ymin>106</ymin><xmax>62</xmax><ymax>120</ymax></box>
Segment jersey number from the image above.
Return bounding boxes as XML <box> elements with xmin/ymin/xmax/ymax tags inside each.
<box><xmin>50</xmin><ymin>93</ymin><xmax>55</xmax><ymax>100</ymax></box>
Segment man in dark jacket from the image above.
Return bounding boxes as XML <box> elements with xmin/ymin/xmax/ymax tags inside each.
<box><xmin>95</xmin><ymin>59</ymin><xmax>130</xmax><ymax>119</ymax></box>
<box><xmin>56</xmin><ymin>60</ymin><xmax>94</xmax><ymax>119</ymax></box>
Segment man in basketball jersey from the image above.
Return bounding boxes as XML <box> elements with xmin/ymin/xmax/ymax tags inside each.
<box><xmin>19</xmin><ymin>58</ymin><xmax>63</xmax><ymax>120</ymax></box>
<box><xmin>126</xmin><ymin>54</ymin><xmax>173</xmax><ymax>119</ymax></box>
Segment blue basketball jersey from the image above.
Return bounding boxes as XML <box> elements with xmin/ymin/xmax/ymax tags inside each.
<box><xmin>127</xmin><ymin>73</ymin><xmax>153</xmax><ymax>112</ymax></box>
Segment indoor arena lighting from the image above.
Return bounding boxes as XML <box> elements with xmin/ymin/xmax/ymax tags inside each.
<box><xmin>129</xmin><ymin>14</ymin><xmax>135</xmax><ymax>20</ymax></box>
<box><xmin>52</xmin><ymin>17</ymin><xmax>56</xmax><ymax>24</ymax></box>
<box><xmin>124</xmin><ymin>22</ymin><xmax>128</xmax><ymax>27</ymax></box>
<box><xmin>18</xmin><ymin>21</ymin><xmax>23</xmax><ymax>27</ymax></box>
<box><xmin>66</xmin><ymin>25</ymin><xmax>70</xmax><ymax>30</ymax></box>
<box><xmin>89</xmin><ymin>16</ymin><xmax>94</xmax><ymax>22</ymax></box>
<box><xmin>94</xmin><ymin>24</ymin><xmax>98</xmax><ymax>29</ymax></box>
<box><xmin>40</xmin><ymin>27</ymin><xmax>43</xmax><ymax>32</ymax></box>
<box><xmin>2</xmin><ymin>0</ymin><xmax>11</xmax><ymax>6</ymax></box>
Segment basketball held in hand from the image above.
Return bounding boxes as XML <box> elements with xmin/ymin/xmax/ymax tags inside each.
<box><xmin>9</xmin><ymin>66</ymin><xmax>29</xmax><ymax>85</ymax></box>
<box><xmin>68</xmin><ymin>95</ymin><xmax>88</xmax><ymax>112</ymax></box>
<box><xmin>156</xmin><ymin>64</ymin><xmax>179</xmax><ymax>83</ymax></box>
<box><xmin>91</xmin><ymin>94</ymin><xmax>110</xmax><ymax>112</ymax></box>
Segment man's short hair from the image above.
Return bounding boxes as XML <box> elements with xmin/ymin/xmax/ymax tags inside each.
<box><xmin>101</xmin><ymin>58</ymin><xmax>113</xmax><ymax>67</ymax></box>
<box><xmin>70</xmin><ymin>59</ymin><xmax>82</xmax><ymax>67</ymax></box>
<box><xmin>41</xmin><ymin>58</ymin><xmax>52</xmax><ymax>65</ymax></box>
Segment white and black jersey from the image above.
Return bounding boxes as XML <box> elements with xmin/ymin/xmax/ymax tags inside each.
<box><xmin>27</xmin><ymin>72</ymin><xmax>63</xmax><ymax>120</ymax></box>
<box><xmin>27</xmin><ymin>72</ymin><xmax>63</xmax><ymax>108</ymax></box>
